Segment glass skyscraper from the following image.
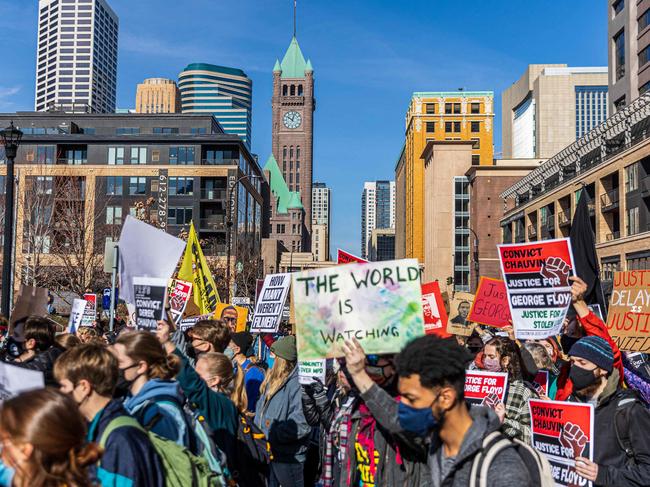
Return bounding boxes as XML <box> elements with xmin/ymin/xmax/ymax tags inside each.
<box><xmin>361</xmin><ymin>180</ymin><xmax>395</xmax><ymax>260</ymax></box>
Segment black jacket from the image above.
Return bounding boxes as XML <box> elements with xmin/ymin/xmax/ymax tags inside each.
<box><xmin>10</xmin><ymin>345</ymin><xmax>63</xmax><ymax>386</ymax></box>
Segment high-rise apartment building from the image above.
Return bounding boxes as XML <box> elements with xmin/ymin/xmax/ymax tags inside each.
<box><xmin>135</xmin><ymin>78</ymin><xmax>180</xmax><ymax>114</ymax></box>
<box><xmin>502</xmin><ymin>65</ymin><xmax>608</xmax><ymax>159</ymax></box>
<box><xmin>361</xmin><ymin>181</ymin><xmax>395</xmax><ymax>260</ymax></box>
<box><xmin>397</xmin><ymin>91</ymin><xmax>494</xmax><ymax>262</ymax></box>
<box><xmin>608</xmin><ymin>0</ymin><xmax>650</xmax><ymax>113</ymax></box>
<box><xmin>35</xmin><ymin>0</ymin><xmax>118</xmax><ymax>113</ymax></box>
<box><xmin>311</xmin><ymin>182</ymin><xmax>330</xmax><ymax>261</ymax></box>
<box><xmin>179</xmin><ymin>64</ymin><xmax>252</xmax><ymax>148</ymax></box>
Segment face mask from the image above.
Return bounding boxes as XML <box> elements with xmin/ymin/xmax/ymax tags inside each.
<box><xmin>5</xmin><ymin>337</ymin><xmax>23</xmax><ymax>358</ymax></box>
<box><xmin>267</xmin><ymin>355</ymin><xmax>275</xmax><ymax>369</ymax></box>
<box><xmin>569</xmin><ymin>364</ymin><xmax>599</xmax><ymax>391</ymax></box>
<box><xmin>224</xmin><ymin>347</ymin><xmax>235</xmax><ymax>360</ymax></box>
<box><xmin>398</xmin><ymin>395</ymin><xmax>439</xmax><ymax>436</ymax></box>
<box><xmin>483</xmin><ymin>357</ymin><xmax>502</xmax><ymax>372</ymax></box>
<box><xmin>116</xmin><ymin>364</ymin><xmax>140</xmax><ymax>391</ymax></box>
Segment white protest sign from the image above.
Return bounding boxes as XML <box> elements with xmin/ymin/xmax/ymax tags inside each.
<box><xmin>298</xmin><ymin>360</ymin><xmax>327</xmax><ymax>385</ymax></box>
<box><xmin>0</xmin><ymin>362</ymin><xmax>44</xmax><ymax>401</ymax></box>
<box><xmin>133</xmin><ymin>277</ymin><xmax>168</xmax><ymax>331</ymax></box>
<box><xmin>67</xmin><ymin>299</ymin><xmax>87</xmax><ymax>333</ymax></box>
<box><xmin>118</xmin><ymin>216</ymin><xmax>185</xmax><ymax>305</ymax></box>
<box><xmin>250</xmin><ymin>273</ymin><xmax>291</xmax><ymax>333</ymax></box>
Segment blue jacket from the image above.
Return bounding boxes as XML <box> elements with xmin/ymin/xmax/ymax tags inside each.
<box><xmin>241</xmin><ymin>359</ymin><xmax>265</xmax><ymax>413</ymax></box>
<box><xmin>87</xmin><ymin>399</ymin><xmax>165</xmax><ymax>487</ymax></box>
<box><xmin>123</xmin><ymin>378</ymin><xmax>190</xmax><ymax>448</ymax></box>
<box><xmin>254</xmin><ymin>366</ymin><xmax>311</xmax><ymax>463</ymax></box>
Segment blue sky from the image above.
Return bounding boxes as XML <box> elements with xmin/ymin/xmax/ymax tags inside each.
<box><xmin>0</xmin><ymin>0</ymin><xmax>607</xmax><ymax>255</ymax></box>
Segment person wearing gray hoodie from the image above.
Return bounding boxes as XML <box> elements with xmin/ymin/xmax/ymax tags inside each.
<box><xmin>342</xmin><ymin>335</ymin><xmax>531</xmax><ymax>487</ymax></box>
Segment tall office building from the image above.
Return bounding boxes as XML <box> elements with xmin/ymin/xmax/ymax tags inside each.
<box><xmin>608</xmin><ymin>0</ymin><xmax>650</xmax><ymax>113</ymax></box>
<box><xmin>179</xmin><ymin>64</ymin><xmax>252</xmax><ymax>147</ymax></box>
<box><xmin>502</xmin><ymin>64</ymin><xmax>608</xmax><ymax>159</ymax></box>
<box><xmin>35</xmin><ymin>0</ymin><xmax>118</xmax><ymax>113</ymax></box>
<box><xmin>361</xmin><ymin>181</ymin><xmax>395</xmax><ymax>260</ymax></box>
<box><xmin>135</xmin><ymin>78</ymin><xmax>180</xmax><ymax>114</ymax></box>
<box><xmin>311</xmin><ymin>182</ymin><xmax>331</xmax><ymax>261</ymax></box>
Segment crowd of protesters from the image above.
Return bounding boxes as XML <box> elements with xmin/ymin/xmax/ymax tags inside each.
<box><xmin>0</xmin><ymin>274</ymin><xmax>647</xmax><ymax>487</ymax></box>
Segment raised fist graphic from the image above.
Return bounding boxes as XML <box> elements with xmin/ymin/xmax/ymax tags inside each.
<box><xmin>540</xmin><ymin>257</ymin><xmax>571</xmax><ymax>287</ymax></box>
<box><xmin>560</xmin><ymin>422</ymin><xmax>588</xmax><ymax>459</ymax></box>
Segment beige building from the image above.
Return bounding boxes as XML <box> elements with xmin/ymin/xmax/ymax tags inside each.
<box><xmin>311</xmin><ymin>223</ymin><xmax>329</xmax><ymax>262</ymax></box>
<box><xmin>278</xmin><ymin>252</ymin><xmax>334</xmax><ymax>272</ymax></box>
<box><xmin>394</xmin><ymin>145</ymin><xmax>406</xmax><ymax>259</ymax></box>
<box><xmin>502</xmin><ymin>64</ymin><xmax>608</xmax><ymax>160</ymax></box>
<box><xmin>369</xmin><ymin>228</ymin><xmax>395</xmax><ymax>261</ymax></box>
<box><xmin>500</xmin><ymin>93</ymin><xmax>650</xmax><ymax>287</ymax></box>
<box><xmin>135</xmin><ymin>78</ymin><xmax>180</xmax><ymax>114</ymax></box>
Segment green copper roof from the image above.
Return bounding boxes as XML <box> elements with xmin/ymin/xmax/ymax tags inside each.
<box><xmin>263</xmin><ymin>154</ymin><xmax>304</xmax><ymax>213</ymax></box>
<box><xmin>183</xmin><ymin>63</ymin><xmax>248</xmax><ymax>78</ymax></box>
<box><xmin>305</xmin><ymin>59</ymin><xmax>313</xmax><ymax>72</ymax></box>
<box><xmin>273</xmin><ymin>59</ymin><xmax>282</xmax><ymax>72</ymax></box>
<box><xmin>279</xmin><ymin>37</ymin><xmax>308</xmax><ymax>78</ymax></box>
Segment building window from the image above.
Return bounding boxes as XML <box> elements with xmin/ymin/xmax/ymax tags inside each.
<box><xmin>614</xmin><ymin>29</ymin><xmax>625</xmax><ymax>80</ymax></box>
<box><xmin>169</xmin><ymin>177</ymin><xmax>194</xmax><ymax>196</ymax></box>
<box><xmin>106</xmin><ymin>176</ymin><xmax>122</xmax><ymax>195</ymax></box>
<box><xmin>276</xmin><ymin>224</ymin><xmax>285</xmax><ymax>234</ymax></box>
<box><xmin>613</xmin><ymin>0</ymin><xmax>624</xmax><ymax>16</ymax></box>
<box><xmin>471</xmin><ymin>121</ymin><xmax>480</xmax><ymax>132</ymax></box>
<box><xmin>425</xmin><ymin>103</ymin><xmax>435</xmax><ymax>114</ymax></box>
<box><xmin>445</xmin><ymin>102</ymin><xmax>461</xmax><ymax>114</ymax></box>
<box><xmin>130</xmin><ymin>147</ymin><xmax>147</xmax><ymax>164</ymax></box>
<box><xmin>625</xmin><ymin>162</ymin><xmax>639</xmax><ymax>192</ymax></box>
<box><xmin>627</xmin><ymin>206</ymin><xmax>640</xmax><ymax>235</ymax></box>
<box><xmin>614</xmin><ymin>95</ymin><xmax>626</xmax><ymax>111</ymax></box>
<box><xmin>453</xmin><ymin>176</ymin><xmax>470</xmax><ymax>292</ymax></box>
<box><xmin>116</xmin><ymin>127</ymin><xmax>140</xmax><ymax>135</ymax></box>
<box><xmin>169</xmin><ymin>146</ymin><xmax>195</xmax><ymax>165</ymax></box>
<box><xmin>108</xmin><ymin>147</ymin><xmax>124</xmax><ymax>165</ymax></box>
<box><xmin>168</xmin><ymin>207</ymin><xmax>193</xmax><ymax>225</ymax></box>
<box><xmin>640</xmin><ymin>80</ymin><xmax>650</xmax><ymax>95</ymax></box>
<box><xmin>472</xmin><ymin>155</ymin><xmax>480</xmax><ymax>165</ymax></box>
<box><xmin>445</xmin><ymin>121</ymin><xmax>461</xmax><ymax>133</ymax></box>
<box><xmin>36</xmin><ymin>146</ymin><xmax>55</xmax><ymax>164</ymax></box>
<box><xmin>470</xmin><ymin>102</ymin><xmax>480</xmax><ymax>114</ymax></box>
<box><xmin>471</xmin><ymin>138</ymin><xmax>480</xmax><ymax>149</ymax></box>
<box><xmin>601</xmin><ymin>258</ymin><xmax>620</xmax><ymax>282</ymax></box>
<box><xmin>640</xmin><ymin>8</ymin><xmax>650</xmax><ymax>31</ymax></box>
<box><xmin>190</xmin><ymin>127</ymin><xmax>207</xmax><ymax>134</ymax></box>
<box><xmin>153</xmin><ymin>127</ymin><xmax>179</xmax><ymax>134</ymax></box>
<box><xmin>106</xmin><ymin>206</ymin><xmax>122</xmax><ymax>225</ymax></box>
<box><xmin>128</xmin><ymin>177</ymin><xmax>147</xmax><ymax>195</ymax></box>
<box><xmin>627</xmin><ymin>251</ymin><xmax>650</xmax><ymax>270</ymax></box>
<box><xmin>641</xmin><ymin>46</ymin><xmax>650</xmax><ymax>68</ymax></box>
<box><xmin>426</xmin><ymin>121</ymin><xmax>435</xmax><ymax>133</ymax></box>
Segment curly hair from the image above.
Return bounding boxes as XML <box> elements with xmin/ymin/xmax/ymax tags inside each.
<box><xmin>486</xmin><ymin>337</ymin><xmax>524</xmax><ymax>380</ymax></box>
<box><xmin>395</xmin><ymin>335</ymin><xmax>473</xmax><ymax>399</ymax></box>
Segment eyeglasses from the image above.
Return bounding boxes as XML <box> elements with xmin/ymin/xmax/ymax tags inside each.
<box><xmin>222</xmin><ymin>317</ymin><xmax>237</xmax><ymax>323</ymax></box>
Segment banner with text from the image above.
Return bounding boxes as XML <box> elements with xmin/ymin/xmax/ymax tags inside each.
<box><xmin>529</xmin><ymin>399</ymin><xmax>594</xmax><ymax>487</ymax></box>
<box><xmin>606</xmin><ymin>270</ymin><xmax>650</xmax><ymax>353</ymax></box>
<box><xmin>464</xmin><ymin>370</ymin><xmax>508</xmax><ymax>407</ymax></box>
<box><xmin>80</xmin><ymin>293</ymin><xmax>97</xmax><ymax>327</ymax></box>
<box><xmin>498</xmin><ymin>238</ymin><xmax>575</xmax><ymax>340</ymax></box>
<box><xmin>168</xmin><ymin>279</ymin><xmax>193</xmax><ymax>325</ymax></box>
<box><xmin>447</xmin><ymin>292</ymin><xmax>476</xmax><ymax>336</ymax></box>
<box><xmin>533</xmin><ymin>370</ymin><xmax>550</xmax><ymax>397</ymax></box>
<box><xmin>337</xmin><ymin>249</ymin><xmax>368</xmax><ymax>265</ymax></box>
<box><xmin>468</xmin><ymin>277</ymin><xmax>511</xmax><ymax>328</ymax></box>
<box><xmin>421</xmin><ymin>281</ymin><xmax>450</xmax><ymax>337</ymax></box>
<box><xmin>250</xmin><ymin>273</ymin><xmax>291</xmax><ymax>333</ymax></box>
<box><xmin>293</xmin><ymin>259</ymin><xmax>425</xmax><ymax>359</ymax></box>
<box><xmin>298</xmin><ymin>360</ymin><xmax>327</xmax><ymax>385</ymax></box>
<box><xmin>133</xmin><ymin>277</ymin><xmax>168</xmax><ymax>331</ymax></box>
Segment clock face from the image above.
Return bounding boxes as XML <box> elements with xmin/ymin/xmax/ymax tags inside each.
<box><xmin>283</xmin><ymin>111</ymin><xmax>302</xmax><ymax>129</ymax></box>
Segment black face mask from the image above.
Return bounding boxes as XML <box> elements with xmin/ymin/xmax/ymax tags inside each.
<box><xmin>5</xmin><ymin>337</ymin><xmax>23</xmax><ymax>358</ymax></box>
<box><xmin>114</xmin><ymin>364</ymin><xmax>139</xmax><ymax>398</ymax></box>
<box><xmin>569</xmin><ymin>364</ymin><xmax>599</xmax><ymax>391</ymax></box>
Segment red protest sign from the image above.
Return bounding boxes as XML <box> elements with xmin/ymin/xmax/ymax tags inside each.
<box><xmin>464</xmin><ymin>370</ymin><xmax>508</xmax><ymax>406</ymax></box>
<box><xmin>337</xmin><ymin>249</ymin><xmax>368</xmax><ymax>264</ymax></box>
<box><xmin>421</xmin><ymin>281</ymin><xmax>450</xmax><ymax>337</ymax></box>
<box><xmin>529</xmin><ymin>399</ymin><xmax>594</xmax><ymax>487</ymax></box>
<box><xmin>607</xmin><ymin>270</ymin><xmax>650</xmax><ymax>353</ymax></box>
<box><xmin>168</xmin><ymin>279</ymin><xmax>193</xmax><ymax>324</ymax></box>
<box><xmin>533</xmin><ymin>370</ymin><xmax>549</xmax><ymax>396</ymax></box>
<box><xmin>467</xmin><ymin>277</ymin><xmax>511</xmax><ymax>328</ymax></box>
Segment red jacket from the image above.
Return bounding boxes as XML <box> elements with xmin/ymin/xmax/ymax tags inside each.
<box><xmin>555</xmin><ymin>311</ymin><xmax>624</xmax><ymax>401</ymax></box>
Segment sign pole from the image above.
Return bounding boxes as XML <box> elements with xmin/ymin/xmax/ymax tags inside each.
<box><xmin>109</xmin><ymin>245</ymin><xmax>119</xmax><ymax>333</ymax></box>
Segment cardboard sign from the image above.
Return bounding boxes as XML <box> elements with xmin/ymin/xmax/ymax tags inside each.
<box><xmin>607</xmin><ymin>271</ymin><xmax>650</xmax><ymax>352</ymax></box>
<box><xmin>464</xmin><ymin>370</ymin><xmax>508</xmax><ymax>406</ymax></box>
<box><xmin>421</xmin><ymin>281</ymin><xmax>450</xmax><ymax>337</ymax></box>
<box><xmin>80</xmin><ymin>293</ymin><xmax>97</xmax><ymax>327</ymax></box>
<box><xmin>133</xmin><ymin>277</ymin><xmax>168</xmax><ymax>331</ymax></box>
<box><xmin>10</xmin><ymin>286</ymin><xmax>49</xmax><ymax>334</ymax></box>
<box><xmin>337</xmin><ymin>249</ymin><xmax>368</xmax><ymax>264</ymax></box>
<box><xmin>67</xmin><ymin>299</ymin><xmax>87</xmax><ymax>333</ymax></box>
<box><xmin>529</xmin><ymin>399</ymin><xmax>594</xmax><ymax>487</ymax></box>
<box><xmin>0</xmin><ymin>362</ymin><xmax>44</xmax><ymax>402</ymax></box>
<box><xmin>168</xmin><ymin>279</ymin><xmax>193</xmax><ymax>325</ymax></box>
<box><xmin>533</xmin><ymin>370</ymin><xmax>550</xmax><ymax>396</ymax></box>
<box><xmin>498</xmin><ymin>238</ymin><xmax>575</xmax><ymax>340</ymax></box>
<box><xmin>298</xmin><ymin>360</ymin><xmax>327</xmax><ymax>385</ymax></box>
<box><xmin>215</xmin><ymin>303</ymin><xmax>249</xmax><ymax>332</ymax></box>
<box><xmin>468</xmin><ymin>277</ymin><xmax>511</xmax><ymax>328</ymax></box>
<box><xmin>447</xmin><ymin>292</ymin><xmax>476</xmax><ymax>336</ymax></box>
<box><xmin>292</xmin><ymin>259</ymin><xmax>425</xmax><ymax>359</ymax></box>
<box><xmin>250</xmin><ymin>273</ymin><xmax>291</xmax><ymax>333</ymax></box>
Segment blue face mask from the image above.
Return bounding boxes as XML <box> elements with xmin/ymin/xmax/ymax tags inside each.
<box><xmin>224</xmin><ymin>347</ymin><xmax>235</xmax><ymax>360</ymax></box>
<box><xmin>398</xmin><ymin>398</ymin><xmax>439</xmax><ymax>436</ymax></box>
<box><xmin>267</xmin><ymin>355</ymin><xmax>275</xmax><ymax>369</ymax></box>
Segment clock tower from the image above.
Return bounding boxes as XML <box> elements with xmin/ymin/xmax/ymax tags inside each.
<box><xmin>271</xmin><ymin>36</ymin><xmax>315</xmax><ymax>250</ymax></box>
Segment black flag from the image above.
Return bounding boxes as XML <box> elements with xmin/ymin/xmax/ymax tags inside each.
<box><xmin>570</xmin><ymin>189</ymin><xmax>608</xmax><ymax>320</ymax></box>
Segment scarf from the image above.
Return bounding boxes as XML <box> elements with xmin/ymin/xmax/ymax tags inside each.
<box><xmin>321</xmin><ymin>395</ymin><xmax>354</xmax><ymax>487</ymax></box>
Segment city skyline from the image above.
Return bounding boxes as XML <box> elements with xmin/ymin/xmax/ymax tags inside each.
<box><xmin>0</xmin><ymin>0</ymin><xmax>607</xmax><ymax>255</ymax></box>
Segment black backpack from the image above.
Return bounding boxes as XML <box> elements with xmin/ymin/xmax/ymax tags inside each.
<box><xmin>614</xmin><ymin>395</ymin><xmax>645</xmax><ymax>466</ymax></box>
<box><xmin>230</xmin><ymin>413</ymin><xmax>271</xmax><ymax>486</ymax></box>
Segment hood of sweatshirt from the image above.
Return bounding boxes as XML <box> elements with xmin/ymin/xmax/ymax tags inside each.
<box><xmin>124</xmin><ymin>379</ymin><xmax>183</xmax><ymax>412</ymax></box>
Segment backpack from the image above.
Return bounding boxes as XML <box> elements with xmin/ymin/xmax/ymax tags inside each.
<box><xmin>99</xmin><ymin>415</ymin><xmax>225</xmax><ymax>487</ymax></box>
<box><xmin>230</xmin><ymin>413</ymin><xmax>271</xmax><ymax>486</ymax></box>
<box><xmin>469</xmin><ymin>431</ymin><xmax>555</xmax><ymax>487</ymax></box>
<box><xmin>614</xmin><ymin>395</ymin><xmax>643</xmax><ymax>466</ymax></box>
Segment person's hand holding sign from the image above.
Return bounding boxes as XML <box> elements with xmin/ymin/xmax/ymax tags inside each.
<box><xmin>541</xmin><ymin>256</ymin><xmax>571</xmax><ymax>286</ymax></box>
<box><xmin>341</xmin><ymin>338</ymin><xmax>374</xmax><ymax>394</ymax></box>
<box><xmin>574</xmin><ymin>457</ymin><xmax>599</xmax><ymax>482</ymax></box>
<box><xmin>560</xmin><ymin>422</ymin><xmax>588</xmax><ymax>459</ymax></box>
<box><xmin>481</xmin><ymin>393</ymin><xmax>506</xmax><ymax>423</ymax></box>
<box><xmin>569</xmin><ymin>276</ymin><xmax>590</xmax><ymax>319</ymax></box>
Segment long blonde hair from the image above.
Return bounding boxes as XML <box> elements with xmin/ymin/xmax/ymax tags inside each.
<box><xmin>260</xmin><ymin>356</ymin><xmax>295</xmax><ymax>405</ymax></box>
<box><xmin>199</xmin><ymin>352</ymin><xmax>248</xmax><ymax>413</ymax></box>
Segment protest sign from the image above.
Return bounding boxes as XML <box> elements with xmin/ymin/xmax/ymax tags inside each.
<box><xmin>178</xmin><ymin>222</ymin><xmax>220</xmax><ymax>314</ymax></box>
<box><xmin>168</xmin><ymin>279</ymin><xmax>193</xmax><ymax>325</ymax></box>
<box><xmin>498</xmin><ymin>238</ymin><xmax>575</xmax><ymax>340</ymax></box>
<box><xmin>0</xmin><ymin>362</ymin><xmax>44</xmax><ymax>402</ymax></box>
<box><xmin>80</xmin><ymin>293</ymin><xmax>97</xmax><ymax>327</ymax></box>
<box><xmin>606</xmin><ymin>270</ymin><xmax>650</xmax><ymax>353</ymax></box>
<box><xmin>179</xmin><ymin>314</ymin><xmax>212</xmax><ymax>332</ymax></box>
<box><xmin>119</xmin><ymin>216</ymin><xmax>186</xmax><ymax>305</ymax></box>
<box><xmin>588</xmin><ymin>304</ymin><xmax>604</xmax><ymax>322</ymax></box>
<box><xmin>67</xmin><ymin>299</ymin><xmax>87</xmax><ymax>333</ymax></box>
<box><xmin>447</xmin><ymin>292</ymin><xmax>476</xmax><ymax>336</ymax></box>
<box><xmin>10</xmin><ymin>285</ymin><xmax>49</xmax><ymax>335</ymax></box>
<box><xmin>292</xmin><ymin>259</ymin><xmax>425</xmax><ymax>359</ymax></box>
<box><xmin>529</xmin><ymin>399</ymin><xmax>594</xmax><ymax>487</ymax></box>
<box><xmin>232</xmin><ymin>297</ymin><xmax>251</xmax><ymax>307</ymax></box>
<box><xmin>133</xmin><ymin>277</ymin><xmax>168</xmax><ymax>331</ymax></box>
<box><xmin>215</xmin><ymin>303</ymin><xmax>249</xmax><ymax>332</ymax></box>
<box><xmin>533</xmin><ymin>370</ymin><xmax>550</xmax><ymax>396</ymax></box>
<box><xmin>421</xmin><ymin>281</ymin><xmax>450</xmax><ymax>337</ymax></box>
<box><xmin>468</xmin><ymin>277</ymin><xmax>511</xmax><ymax>328</ymax></box>
<box><xmin>298</xmin><ymin>360</ymin><xmax>327</xmax><ymax>385</ymax></box>
<box><xmin>337</xmin><ymin>249</ymin><xmax>368</xmax><ymax>264</ymax></box>
<box><xmin>464</xmin><ymin>370</ymin><xmax>508</xmax><ymax>406</ymax></box>
<box><xmin>250</xmin><ymin>273</ymin><xmax>291</xmax><ymax>333</ymax></box>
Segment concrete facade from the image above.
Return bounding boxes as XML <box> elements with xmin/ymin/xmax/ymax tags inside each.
<box><xmin>394</xmin><ymin>146</ymin><xmax>406</xmax><ymax>259</ymax></box>
<box><xmin>135</xmin><ymin>78</ymin><xmax>180</xmax><ymax>114</ymax></box>
<box><xmin>370</xmin><ymin>228</ymin><xmax>395</xmax><ymax>261</ymax></box>
<box><xmin>311</xmin><ymin>182</ymin><xmax>330</xmax><ymax>261</ymax></box>
<box><xmin>311</xmin><ymin>223</ymin><xmax>329</xmax><ymax>262</ymax></box>
<box><xmin>361</xmin><ymin>181</ymin><xmax>395</xmax><ymax>260</ymax></box>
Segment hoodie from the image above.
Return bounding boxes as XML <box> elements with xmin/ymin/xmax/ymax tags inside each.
<box><xmin>123</xmin><ymin>378</ymin><xmax>190</xmax><ymax>448</ymax></box>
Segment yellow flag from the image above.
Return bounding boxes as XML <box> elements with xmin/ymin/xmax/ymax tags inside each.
<box><xmin>178</xmin><ymin>222</ymin><xmax>220</xmax><ymax>314</ymax></box>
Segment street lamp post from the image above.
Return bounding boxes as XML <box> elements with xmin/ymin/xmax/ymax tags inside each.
<box><xmin>0</xmin><ymin>123</ymin><xmax>22</xmax><ymax>318</ymax></box>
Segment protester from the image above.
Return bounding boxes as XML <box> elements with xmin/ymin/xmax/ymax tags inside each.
<box><xmin>55</xmin><ymin>332</ymin><xmax>82</xmax><ymax>351</ymax></box>
<box><xmin>113</xmin><ymin>331</ymin><xmax>191</xmax><ymax>447</ymax></box>
<box><xmin>255</xmin><ymin>335</ymin><xmax>311</xmax><ymax>487</ymax></box>
<box><xmin>0</xmin><ymin>388</ymin><xmax>102</xmax><ymax>487</ymax></box>
<box><xmin>196</xmin><ymin>352</ymin><xmax>249</xmax><ymax>414</ymax></box>
<box><xmin>188</xmin><ymin>320</ymin><xmax>232</xmax><ymax>354</ymax></box>
<box><xmin>342</xmin><ymin>335</ymin><xmax>531</xmax><ymax>486</ymax></box>
<box><xmin>228</xmin><ymin>331</ymin><xmax>265</xmax><ymax>413</ymax></box>
<box><xmin>524</xmin><ymin>341</ymin><xmax>556</xmax><ymax>399</ymax></box>
<box><xmin>220</xmin><ymin>306</ymin><xmax>239</xmax><ymax>333</ymax></box>
<box><xmin>54</xmin><ymin>344</ymin><xmax>165</xmax><ymax>487</ymax></box>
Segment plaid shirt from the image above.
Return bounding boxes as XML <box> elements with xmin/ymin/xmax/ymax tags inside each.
<box><xmin>502</xmin><ymin>379</ymin><xmax>537</xmax><ymax>444</ymax></box>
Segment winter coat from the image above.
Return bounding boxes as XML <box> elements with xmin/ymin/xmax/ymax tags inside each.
<box><xmin>123</xmin><ymin>378</ymin><xmax>190</xmax><ymax>448</ymax></box>
<box><xmin>255</xmin><ymin>366</ymin><xmax>311</xmax><ymax>463</ymax></box>
<box><xmin>87</xmin><ymin>399</ymin><xmax>165</xmax><ymax>487</ymax></box>
<box><xmin>10</xmin><ymin>345</ymin><xmax>63</xmax><ymax>386</ymax></box>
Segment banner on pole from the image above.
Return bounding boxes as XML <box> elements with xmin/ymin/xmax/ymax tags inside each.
<box><xmin>529</xmin><ymin>399</ymin><xmax>594</xmax><ymax>487</ymax></box>
<box><xmin>498</xmin><ymin>238</ymin><xmax>575</xmax><ymax>340</ymax></box>
<box><xmin>133</xmin><ymin>277</ymin><xmax>168</xmax><ymax>331</ymax></box>
<box><xmin>168</xmin><ymin>279</ymin><xmax>193</xmax><ymax>325</ymax></box>
<box><xmin>250</xmin><ymin>274</ymin><xmax>291</xmax><ymax>333</ymax></box>
<box><xmin>606</xmin><ymin>270</ymin><xmax>650</xmax><ymax>352</ymax></box>
<box><xmin>447</xmin><ymin>292</ymin><xmax>476</xmax><ymax>336</ymax></box>
<box><xmin>464</xmin><ymin>370</ymin><xmax>508</xmax><ymax>407</ymax></box>
<box><xmin>468</xmin><ymin>277</ymin><xmax>511</xmax><ymax>328</ymax></box>
<box><xmin>337</xmin><ymin>249</ymin><xmax>368</xmax><ymax>265</ymax></box>
<box><xmin>421</xmin><ymin>281</ymin><xmax>450</xmax><ymax>337</ymax></box>
<box><xmin>292</xmin><ymin>259</ymin><xmax>425</xmax><ymax>359</ymax></box>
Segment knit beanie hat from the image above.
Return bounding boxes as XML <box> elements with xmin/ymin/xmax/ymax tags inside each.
<box><xmin>270</xmin><ymin>335</ymin><xmax>297</xmax><ymax>362</ymax></box>
<box><xmin>569</xmin><ymin>336</ymin><xmax>614</xmax><ymax>373</ymax></box>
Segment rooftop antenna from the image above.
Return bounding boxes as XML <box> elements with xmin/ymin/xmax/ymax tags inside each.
<box><xmin>293</xmin><ymin>0</ymin><xmax>297</xmax><ymax>38</ymax></box>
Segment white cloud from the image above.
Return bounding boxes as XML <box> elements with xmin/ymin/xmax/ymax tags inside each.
<box><xmin>0</xmin><ymin>86</ymin><xmax>21</xmax><ymax>112</ymax></box>
<box><xmin>0</xmin><ymin>86</ymin><xmax>20</xmax><ymax>99</ymax></box>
